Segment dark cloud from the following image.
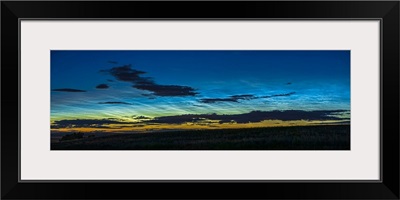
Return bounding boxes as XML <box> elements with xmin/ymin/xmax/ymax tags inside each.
<box><xmin>100</xmin><ymin>64</ymin><xmax>147</xmax><ymax>83</ymax></box>
<box><xmin>51</xmin><ymin>118</ymin><xmax>133</xmax><ymax>129</ymax></box>
<box><xmin>200</xmin><ymin>98</ymin><xmax>239</xmax><ymax>104</ymax></box>
<box><xmin>96</xmin><ymin>84</ymin><xmax>109</xmax><ymax>89</ymax></box>
<box><xmin>98</xmin><ymin>101</ymin><xmax>132</xmax><ymax>105</ymax></box>
<box><xmin>133</xmin><ymin>84</ymin><xmax>198</xmax><ymax>97</ymax></box>
<box><xmin>52</xmin><ymin>88</ymin><xmax>86</xmax><ymax>92</ymax></box>
<box><xmin>133</xmin><ymin>116</ymin><xmax>152</xmax><ymax>120</ymax></box>
<box><xmin>260</xmin><ymin>92</ymin><xmax>296</xmax><ymax>98</ymax></box>
<box><xmin>107</xmin><ymin>79</ymin><xmax>114</xmax><ymax>82</ymax></box>
<box><xmin>101</xmin><ymin>64</ymin><xmax>197</xmax><ymax>97</ymax></box>
<box><xmin>51</xmin><ymin>110</ymin><xmax>349</xmax><ymax>129</ymax></box>
<box><xmin>142</xmin><ymin>94</ymin><xmax>156</xmax><ymax>99</ymax></box>
<box><xmin>200</xmin><ymin>92</ymin><xmax>295</xmax><ymax>104</ymax></box>
<box><xmin>230</xmin><ymin>94</ymin><xmax>255</xmax><ymax>100</ymax></box>
<box><xmin>134</xmin><ymin>77</ymin><xmax>155</xmax><ymax>86</ymax></box>
<box><xmin>147</xmin><ymin>110</ymin><xmax>349</xmax><ymax>124</ymax></box>
<box><xmin>199</xmin><ymin>94</ymin><xmax>256</xmax><ymax>103</ymax></box>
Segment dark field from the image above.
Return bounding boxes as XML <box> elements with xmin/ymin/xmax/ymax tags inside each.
<box><xmin>51</xmin><ymin>125</ymin><xmax>350</xmax><ymax>150</ymax></box>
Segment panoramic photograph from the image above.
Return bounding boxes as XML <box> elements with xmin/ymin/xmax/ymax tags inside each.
<box><xmin>50</xmin><ymin>50</ymin><xmax>350</xmax><ymax>150</ymax></box>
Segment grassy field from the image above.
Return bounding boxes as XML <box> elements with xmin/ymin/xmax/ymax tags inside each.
<box><xmin>51</xmin><ymin>125</ymin><xmax>350</xmax><ymax>150</ymax></box>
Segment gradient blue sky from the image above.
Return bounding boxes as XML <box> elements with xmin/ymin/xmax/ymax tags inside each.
<box><xmin>51</xmin><ymin>50</ymin><xmax>350</xmax><ymax>131</ymax></box>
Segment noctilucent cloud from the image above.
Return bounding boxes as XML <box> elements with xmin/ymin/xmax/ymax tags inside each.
<box><xmin>51</xmin><ymin>50</ymin><xmax>350</xmax><ymax>132</ymax></box>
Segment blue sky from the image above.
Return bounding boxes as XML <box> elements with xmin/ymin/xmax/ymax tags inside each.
<box><xmin>50</xmin><ymin>50</ymin><xmax>350</xmax><ymax>132</ymax></box>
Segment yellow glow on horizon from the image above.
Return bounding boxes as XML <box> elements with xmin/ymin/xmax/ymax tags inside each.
<box><xmin>51</xmin><ymin>119</ymin><xmax>349</xmax><ymax>133</ymax></box>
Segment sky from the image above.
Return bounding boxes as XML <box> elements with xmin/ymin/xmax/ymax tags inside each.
<box><xmin>51</xmin><ymin>50</ymin><xmax>350</xmax><ymax>133</ymax></box>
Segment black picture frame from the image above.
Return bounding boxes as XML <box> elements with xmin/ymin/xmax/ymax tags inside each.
<box><xmin>1</xmin><ymin>1</ymin><xmax>399</xmax><ymax>199</ymax></box>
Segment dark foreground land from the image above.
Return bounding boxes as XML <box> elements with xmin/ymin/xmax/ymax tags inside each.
<box><xmin>51</xmin><ymin>125</ymin><xmax>350</xmax><ymax>150</ymax></box>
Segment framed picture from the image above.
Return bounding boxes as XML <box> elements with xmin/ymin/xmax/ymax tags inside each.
<box><xmin>2</xmin><ymin>1</ymin><xmax>399</xmax><ymax>199</ymax></box>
